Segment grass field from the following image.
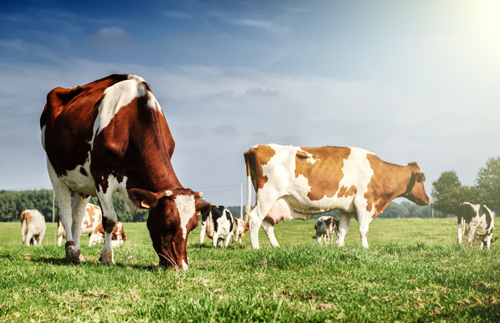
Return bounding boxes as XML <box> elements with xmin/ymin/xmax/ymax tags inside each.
<box><xmin>1</xmin><ymin>217</ymin><xmax>499</xmax><ymax>322</ymax></box>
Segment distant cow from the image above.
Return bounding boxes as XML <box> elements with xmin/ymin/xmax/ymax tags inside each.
<box><xmin>244</xmin><ymin>144</ymin><xmax>430</xmax><ymax>249</ymax></box>
<box><xmin>20</xmin><ymin>210</ymin><xmax>46</xmax><ymax>246</ymax></box>
<box><xmin>457</xmin><ymin>202</ymin><xmax>496</xmax><ymax>249</ymax></box>
<box><xmin>313</xmin><ymin>216</ymin><xmax>337</xmax><ymax>245</ymax></box>
<box><xmin>57</xmin><ymin>203</ymin><xmax>102</xmax><ymax>247</ymax></box>
<box><xmin>232</xmin><ymin>218</ymin><xmax>250</xmax><ymax>244</ymax></box>
<box><xmin>90</xmin><ymin>221</ymin><xmax>128</xmax><ymax>247</ymax></box>
<box><xmin>41</xmin><ymin>74</ymin><xmax>210</xmax><ymax>269</ymax></box>
<box><xmin>200</xmin><ymin>205</ymin><xmax>234</xmax><ymax>247</ymax></box>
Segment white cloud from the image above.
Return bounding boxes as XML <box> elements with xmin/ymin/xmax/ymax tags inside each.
<box><xmin>89</xmin><ymin>27</ymin><xmax>130</xmax><ymax>49</ymax></box>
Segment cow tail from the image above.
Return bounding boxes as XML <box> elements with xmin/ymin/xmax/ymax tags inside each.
<box><xmin>244</xmin><ymin>154</ymin><xmax>252</xmax><ymax>224</ymax></box>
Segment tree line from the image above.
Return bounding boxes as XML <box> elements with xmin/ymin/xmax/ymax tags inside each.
<box><xmin>432</xmin><ymin>156</ymin><xmax>500</xmax><ymax>217</ymax></box>
<box><xmin>0</xmin><ymin>190</ymin><xmax>148</xmax><ymax>223</ymax></box>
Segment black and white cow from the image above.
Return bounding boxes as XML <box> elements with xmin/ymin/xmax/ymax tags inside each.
<box><xmin>199</xmin><ymin>205</ymin><xmax>234</xmax><ymax>247</ymax></box>
<box><xmin>457</xmin><ymin>202</ymin><xmax>496</xmax><ymax>249</ymax></box>
<box><xmin>312</xmin><ymin>216</ymin><xmax>337</xmax><ymax>245</ymax></box>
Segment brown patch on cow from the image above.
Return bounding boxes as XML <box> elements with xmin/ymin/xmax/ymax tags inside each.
<box><xmin>294</xmin><ymin>146</ymin><xmax>351</xmax><ymax>200</ymax></box>
<box><xmin>365</xmin><ymin>154</ymin><xmax>413</xmax><ymax>218</ymax></box>
<box><xmin>337</xmin><ymin>185</ymin><xmax>357</xmax><ymax>198</ymax></box>
<box><xmin>244</xmin><ymin>145</ymin><xmax>276</xmax><ymax>191</ymax></box>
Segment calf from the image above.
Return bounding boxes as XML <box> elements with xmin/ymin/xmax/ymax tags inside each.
<box><xmin>20</xmin><ymin>210</ymin><xmax>46</xmax><ymax>246</ymax></box>
<box><xmin>200</xmin><ymin>205</ymin><xmax>234</xmax><ymax>247</ymax></box>
<box><xmin>457</xmin><ymin>202</ymin><xmax>496</xmax><ymax>249</ymax></box>
<box><xmin>313</xmin><ymin>216</ymin><xmax>337</xmax><ymax>245</ymax></box>
<box><xmin>57</xmin><ymin>203</ymin><xmax>102</xmax><ymax>246</ymax></box>
<box><xmin>232</xmin><ymin>218</ymin><xmax>250</xmax><ymax>244</ymax></box>
<box><xmin>90</xmin><ymin>221</ymin><xmax>128</xmax><ymax>247</ymax></box>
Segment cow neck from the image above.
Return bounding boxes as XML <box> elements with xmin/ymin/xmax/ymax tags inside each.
<box><xmin>133</xmin><ymin>108</ymin><xmax>183</xmax><ymax>193</ymax></box>
<box><xmin>366</xmin><ymin>155</ymin><xmax>413</xmax><ymax>214</ymax></box>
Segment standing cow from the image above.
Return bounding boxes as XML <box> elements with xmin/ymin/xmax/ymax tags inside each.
<box><xmin>20</xmin><ymin>210</ymin><xmax>46</xmax><ymax>246</ymax></box>
<box><xmin>244</xmin><ymin>144</ymin><xmax>430</xmax><ymax>249</ymax></box>
<box><xmin>232</xmin><ymin>218</ymin><xmax>250</xmax><ymax>244</ymax></box>
<box><xmin>313</xmin><ymin>216</ymin><xmax>337</xmax><ymax>245</ymax></box>
<box><xmin>57</xmin><ymin>203</ymin><xmax>102</xmax><ymax>246</ymax></box>
<box><xmin>457</xmin><ymin>202</ymin><xmax>496</xmax><ymax>249</ymax></box>
<box><xmin>41</xmin><ymin>74</ymin><xmax>210</xmax><ymax>269</ymax></box>
<box><xmin>199</xmin><ymin>205</ymin><xmax>234</xmax><ymax>247</ymax></box>
<box><xmin>90</xmin><ymin>221</ymin><xmax>128</xmax><ymax>247</ymax></box>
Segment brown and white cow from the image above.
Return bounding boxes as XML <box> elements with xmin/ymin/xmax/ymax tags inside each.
<box><xmin>20</xmin><ymin>210</ymin><xmax>46</xmax><ymax>246</ymax></box>
<box><xmin>57</xmin><ymin>203</ymin><xmax>102</xmax><ymax>247</ymax></box>
<box><xmin>90</xmin><ymin>221</ymin><xmax>128</xmax><ymax>247</ymax></box>
<box><xmin>244</xmin><ymin>144</ymin><xmax>430</xmax><ymax>249</ymax></box>
<box><xmin>41</xmin><ymin>74</ymin><xmax>211</xmax><ymax>269</ymax></box>
<box><xmin>232</xmin><ymin>218</ymin><xmax>250</xmax><ymax>244</ymax></box>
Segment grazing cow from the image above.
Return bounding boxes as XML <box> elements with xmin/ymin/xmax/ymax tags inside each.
<box><xmin>90</xmin><ymin>221</ymin><xmax>128</xmax><ymax>247</ymax></box>
<box><xmin>232</xmin><ymin>218</ymin><xmax>250</xmax><ymax>244</ymax></box>
<box><xmin>57</xmin><ymin>203</ymin><xmax>102</xmax><ymax>246</ymax></box>
<box><xmin>244</xmin><ymin>144</ymin><xmax>430</xmax><ymax>249</ymax></box>
<box><xmin>313</xmin><ymin>216</ymin><xmax>337</xmax><ymax>245</ymax></box>
<box><xmin>457</xmin><ymin>202</ymin><xmax>496</xmax><ymax>249</ymax></box>
<box><xmin>20</xmin><ymin>210</ymin><xmax>46</xmax><ymax>246</ymax></box>
<box><xmin>41</xmin><ymin>74</ymin><xmax>210</xmax><ymax>269</ymax></box>
<box><xmin>199</xmin><ymin>205</ymin><xmax>234</xmax><ymax>247</ymax></box>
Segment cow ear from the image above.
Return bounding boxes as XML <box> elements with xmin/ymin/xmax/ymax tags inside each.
<box><xmin>195</xmin><ymin>200</ymin><xmax>211</xmax><ymax>215</ymax></box>
<box><xmin>128</xmin><ymin>188</ymin><xmax>159</xmax><ymax>209</ymax></box>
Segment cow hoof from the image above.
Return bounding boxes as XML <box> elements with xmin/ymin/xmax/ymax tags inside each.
<box><xmin>65</xmin><ymin>242</ymin><xmax>80</xmax><ymax>264</ymax></box>
<box><xmin>101</xmin><ymin>258</ymin><xmax>115</xmax><ymax>265</ymax></box>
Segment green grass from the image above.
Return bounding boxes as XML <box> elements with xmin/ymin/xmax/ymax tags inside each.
<box><xmin>1</xmin><ymin>218</ymin><xmax>499</xmax><ymax>322</ymax></box>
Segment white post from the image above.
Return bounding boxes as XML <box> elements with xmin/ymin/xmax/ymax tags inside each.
<box><xmin>52</xmin><ymin>190</ymin><xmax>55</xmax><ymax>223</ymax></box>
<box><xmin>240</xmin><ymin>183</ymin><xmax>243</xmax><ymax>219</ymax></box>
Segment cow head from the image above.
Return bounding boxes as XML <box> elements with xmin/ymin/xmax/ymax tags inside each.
<box><xmin>403</xmin><ymin>162</ymin><xmax>430</xmax><ymax>206</ymax></box>
<box><xmin>128</xmin><ymin>188</ymin><xmax>211</xmax><ymax>270</ymax></box>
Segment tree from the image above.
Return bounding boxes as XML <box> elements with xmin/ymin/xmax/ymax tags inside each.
<box><xmin>475</xmin><ymin>156</ymin><xmax>500</xmax><ymax>215</ymax></box>
<box><xmin>432</xmin><ymin>170</ymin><xmax>464</xmax><ymax>217</ymax></box>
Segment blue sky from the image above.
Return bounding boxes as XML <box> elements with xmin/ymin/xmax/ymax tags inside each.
<box><xmin>0</xmin><ymin>0</ymin><xmax>499</xmax><ymax>207</ymax></box>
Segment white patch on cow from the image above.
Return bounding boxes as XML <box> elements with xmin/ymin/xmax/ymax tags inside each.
<box><xmin>336</xmin><ymin>147</ymin><xmax>375</xmax><ymax>216</ymax></box>
<box><xmin>182</xmin><ymin>260</ymin><xmax>188</xmax><ymax>271</ymax></box>
<box><xmin>91</xmin><ymin>76</ymin><xmax>163</xmax><ymax>146</ymax></box>
<box><xmin>174</xmin><ymin>195</ymin><xmax>196</xmax><ymax>239</ymax></box>
<box><xmin>59</xmin><ymin>152</ymin><xmax>96</xmax><ymax>196</ymax></box>
<box><xmin>297</xmin><ymin>147</ymin><xmax>319</xmax><ymax>165</ymax></box>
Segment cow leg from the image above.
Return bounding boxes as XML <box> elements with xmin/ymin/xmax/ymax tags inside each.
<box><xmin>336</xmin><ymin>213</ymin><xmax>351</xmax><ymax>247</ymax></box>
<box><xmin>212</xmin><ymin>232</ymin><xmax>219</xmax><ymax>247</ymax></box>
<box><xmin>71</xmin><ymin>193</ymin><xmax>90</xmax><ymax>262</ymax></box>
<box><xmin>261</xmin><ymin>218</ymin><xmax>280</xmax><ymax>247</ymax></box>
<box><xmin>249</xmin><ymin>212</ymin><xmax>263</xmax><ymax>249</ymax></box>
<box><xmin>224</xmin><ymin>233</ymin><xmax>232</xmax><ymax>247</ymax></box>
<box><xmin>38</xmin><ymin>231</ymin><xmax>45</xmax><ymax>246</ymax></box>
<box><xmin>199</xmin><ymin>219</ymin><xmax>207</xmax><ymax>245</ymax></box>
<box><xmin>46</xmin><ymin>158</ymin><xmax>79</xmax><ymax>262</ymax></box>
<box><xmin>24</xmin><ymin>231</ymin><xmax>34</xmax><ymax>246</ymax></box>
<box><xmin>96</xmin><ymin>187</ymin><xmax>117</xmax><ymax>265</ymax></box>
<box><xmin>467</xmin><ymin>225</ymin><xmax>476</xmax><ymax>246</ymax></box>
<box><xmin>358</xmin><ymin>217</ymin><xmax>371</xmax><ymax>248</ymax></box>
<box><xmin>457</xmin><ymin>223</ymin><xmax>463</xmax><ymax>245</ymax></box>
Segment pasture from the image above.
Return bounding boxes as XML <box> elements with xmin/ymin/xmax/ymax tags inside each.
<box><xmin>1</xmin><ymin>218</ymin><xmax>499</xmax><ymax>322</ymax></box>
